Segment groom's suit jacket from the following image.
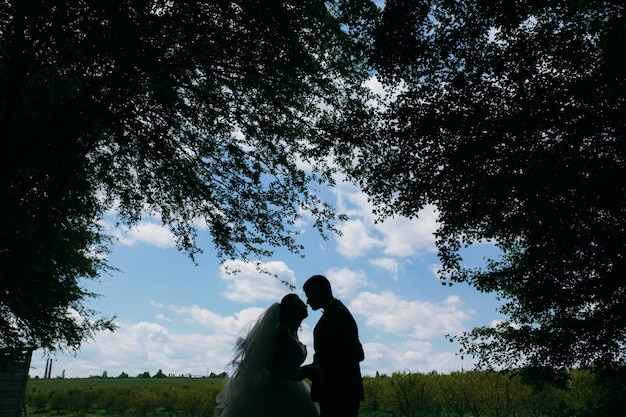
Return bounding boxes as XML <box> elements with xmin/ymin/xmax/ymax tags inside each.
<box><xmin>310</xmin><ymin>298</ymin><xmax>364</xmax><ymax>403</ymax></box>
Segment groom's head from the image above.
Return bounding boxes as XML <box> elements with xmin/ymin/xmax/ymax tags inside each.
<box><xmin>303</xmin><ymin>275</ymin><xmax>333</xmax><ymax>310</ymax></box>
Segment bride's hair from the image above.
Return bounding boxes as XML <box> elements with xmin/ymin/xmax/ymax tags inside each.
<box><xmin>279</xmin><ymin>293</ymin><xmax>300</xmax><ymax>323</ymax></box>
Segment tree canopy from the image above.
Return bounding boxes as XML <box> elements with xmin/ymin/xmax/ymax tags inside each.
<box><xmin>347</xmin><ymin>0</ymin><xmax>626</xmax><ymax>370</ymax></box>
<box><xmin>0</xmin><ymin>0</ymin><xmax>378</xmax><ymax>352</ymax></box>
<box><xmin>4</xmin><ymin>0</ymin><xmax>625</xmax><ymax>374</ymax></box>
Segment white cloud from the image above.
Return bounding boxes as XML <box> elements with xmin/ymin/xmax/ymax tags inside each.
<box><xmin>331</xmin><ymin>181</ymin><xmax>438</xmax><ymax>259</ymax></box>
<box><xmin>350</xmin><ymin>291</ymin><xmax>472</xmax><ymax>339</ymax></box>
<box><xmin>335</xmin><ymin>219</ymin><xmax>383</xmax><ymax>258</ymax></box>
<box><xmin>29</xmin><ymin>285</ymin><xmax>479</xmax><ymax>380</ymax></box>
<box><xmin>113</xmin><ymin>221</ymin><xmax>176</xmax><ymax>248</ymax></box>
<box><xmin>361</xmin><ymin>340</ymin><xmax>466</xmax><ymax>375</ymax></box>
<box><xmin>168</xmin><ymin>304</ymin><xmax>266</xmax><ymax>336</ymax></box>
<box><xmin>374</xmin><ymin>208</ymin><xmax>438</xmax><ymax>257</ymax></box>
<box><xmin>368</xmin><ymin>257</ymin><xmax>401</xmax><ymax>279</ymax></box>
<box><xmin>325</xmin><ymin>267</ymin><xmax>375</xmax><ymax>300</ymax></box>
<box><xmin>333</xmin><ymin>181</ymin><xmax>377</xmax><ymax>223</ymax></box>
<box><xmin>219</xmin><ymin>260</ymin><xmax>297</xmax><ymax>303</ymax></box>
<box><xmin>30</xmin><ymin>305</ymin><xmax>317</xmax><ymax>379</ymax></box>
<box><xmin>155</xmin><ymin>313</ymin><xmax>172</xmax><ymax>322</ymax></box>
<box><xmin>363</xmin><ymin>75</ymin><xmax>385</xmax><ymax>97</ymax></box>
<box><xmin>30</xmin><ymin>321</ymin><xmax>232</xmax><ymax>378</ymax></box>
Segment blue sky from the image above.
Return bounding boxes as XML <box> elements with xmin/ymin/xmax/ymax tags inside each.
<box><xmin>29</xmin><ymin>175</ymin><xmax>505</xmax><ymax>379</ymax></box>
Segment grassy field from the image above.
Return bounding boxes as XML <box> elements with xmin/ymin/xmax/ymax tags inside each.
<box><xmin>27</xmin><ymin>375</ymin><xmax>225</xmax><ymax>390</ymax></box>
<box><xmin>23</xmin><ymin>370</ymin><xmax>619</xmax><ymax>417</ymax></box>
<box><xmin>25</xmin><ymin>376</ymin><xmax>226</xmax><ymax>417</ymax></box>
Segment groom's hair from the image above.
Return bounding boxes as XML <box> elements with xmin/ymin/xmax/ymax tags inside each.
<box><xmin>303</xmin><ymin>274</ymin><xmax>333</xmax><ymax>297</ymax></box>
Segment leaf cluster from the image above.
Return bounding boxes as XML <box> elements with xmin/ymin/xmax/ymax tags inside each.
<box><xmin>348</xmin><ymin>0</ymin><xmax>626</xmax><ymax>370</ymax></box>
<box><xmin>1</xmin><ymin>0</ymin><xmax>377</xmax><ymax>351</ymax></box>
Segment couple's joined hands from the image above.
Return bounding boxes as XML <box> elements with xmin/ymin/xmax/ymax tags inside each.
<box><xmin>300</xmin><ymin>363</ymin><xmax>323</xmax><ymax>383</ymax></box>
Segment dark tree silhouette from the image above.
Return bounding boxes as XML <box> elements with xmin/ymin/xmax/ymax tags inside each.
<box><xmin>347</xmin><ymin>0</ymin><xmax>626</xmax><ymax>370</ymax></box>
<box><xmin>0</xmin><ymin>0</ymin><xmax>378</xmax><ymax>352</ymax></box>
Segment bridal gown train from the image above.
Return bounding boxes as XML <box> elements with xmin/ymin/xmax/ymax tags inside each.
<box><xmin>215</xmin><ymin>304</ymin><xmax>319</xmax><ymax>417</ymax></box>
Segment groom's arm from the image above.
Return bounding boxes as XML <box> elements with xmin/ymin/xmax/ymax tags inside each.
<box><xmin>319</xmin><ymin>307</ymin><xmax>364</xmax><ymax>366</ymax></box>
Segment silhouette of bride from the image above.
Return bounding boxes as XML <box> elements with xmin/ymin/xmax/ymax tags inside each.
<box><xmin>215</xmin><ymin>294</ymin><xmax>319</xmax><ymax>417</ymax></box>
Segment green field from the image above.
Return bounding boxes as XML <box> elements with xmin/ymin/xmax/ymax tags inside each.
<box><xmin>25</xmin><ymin>376</ymin><xmax>226</xmax><ymax>417</ymax></box>
<box><xmin>23</xmin><ymin>370</ymin><xmax>621</xmax><ymax>417</ymax></box>
<box><xmin>27</xmin><ymin>375</ymin><xmax>225</xmax><ymax>390</ymax></box>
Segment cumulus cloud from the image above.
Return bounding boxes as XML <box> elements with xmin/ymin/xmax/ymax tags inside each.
<box><xmin>30</xmin><ymin>305</ymin><xmax>317</xmax><ymax>379</ymax></box>
<box><xmin>361</xmin><ymin>340</ymin><xmax>467</xmax><ymax>375</ymax></box>
<box><xmin>350</xmin><ymin>291</ymin><xmax>472</xmax><ymax>339</ymax></box>
<box><xmin>155</xmin><ymin>313</ymin><xmax>172</xmax><ymax>322</ymax></box>
<box><xmin>28</xmin><ymin>288</ymin><xmax>477</xmax><ymax>379</ymax></box>
<box><xmin>325</xmin><ymin>267</ymin><xmax>375</xmax><ymax>300</ymax></box>
<box><xmin>336</xmin><ymin>219</ymin><xmax>383</xmax><ymax>259</ymax></box>
<box><xmin>30</xmin><ymin>321</ymin><xmax>233</xmax><ymax>378</ymax></box>
<box><xmin>333</xmin><ymin>181</ymin><xmax>377</xmax><ymax>223</ymax></box>
<box><xmin>113</xmin><ymin>221</ymin><xmax>176</xmax><ymax>248</ymax></box>
<box><xmin>363</xmin><ymin>75</ymin><xmax>384</xmax><ymax>96</ymax></box>
<box><xmin>374</xmin><ymin>208</ymin><xmax>438</xmax><ymax>257</ymax></box>
<box><xmin>219</xmin><ymin>260</ymin><xmax>297</xmax><ymax>303</ymax></box>
<box><xmin>368</xmin><ymin>257</ymin><xmax>401</xmax><ymax>279</ymax></box>
<box><xmin>168</xmin><ymin>304</ymin><xmax>266</xmax><ymax>336</ymax></box>
<box><xmin>331</xmin><ymin>181</ymin><xmax>438</xmax><ymax>260</ymax></box>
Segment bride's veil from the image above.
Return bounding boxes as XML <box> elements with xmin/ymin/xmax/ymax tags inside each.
<box><xmin>215</xmin><ymin>303</ymin><xmax>281</xmax><ymax>416</ymax></box>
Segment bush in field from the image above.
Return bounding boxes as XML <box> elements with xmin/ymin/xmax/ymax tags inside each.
<box><xmin>177</xmin><ymin>385</ymin><xmax>221</xmax><ymax>417</ymax></box>
<box><xmin>97</xmin><ymin>387</ymin><xmax>120</xmax><ymax>414</ymax></box>
<box><xmin>364</xmin><ymin>372</ymin><xmax>442</xmax><ymax>417</ymax></box>
<box><xmin>436</xmin><ymin>371</ymin><xmax>534</xmax><ymax>417</ymax></box>
<box><xmin>359</xmin><ymin>370</ymin><xmax>593</xmax><ymax>417</ymax></box>
<box><xmin>568</xmin><ymin>369</ymin><xmax>610</xmax><ymax>417</ymax></box>
<box><xmin>72</xmin><ymin>388</ymin><xmax>99</xmax><ymax>412</ymax></box>
<box><xmin>25</xmin><ymin>389</ymin><xmax>48</xmax><ymax>412</ymax></box>
<box><xmin>153</xmin><ymin>385</ymin><xmax>180</xmax><ymax>416</ymax></box>
<box><xmin>131</xmin><ymin>387</ymin><xmax>158</xmax><ymax>417</ymax></box>
<box><xmin>48</xmin><ymin>389</ymin><xmax>73</xmax><ymax>413</ymax></box>
<box><xmin>384</xmin><ymin>371</ymin><xmax>437</xmax><ymax>417</ymax></box>
<box><xmin>99</xmin><ymin>387</ymin><xmax>132</xmax><ymax>416</ymax></box>
<box><xmin>361</xmin><ymin>375</ymin><xmax>388</xmax><ymax>415</ymax></box>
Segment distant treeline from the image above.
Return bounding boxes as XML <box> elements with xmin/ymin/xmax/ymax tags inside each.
<box><xmin>25</xmin><ymin>368</ymin><xmax>624</xmax><ymax>417</ymax></box>
<box><xmin>30</xmin><ymin>369</ymin><xmax>229</xmax><ymax>380</ymax></box>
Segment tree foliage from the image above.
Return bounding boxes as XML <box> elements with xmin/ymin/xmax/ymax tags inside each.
<box><xmin>348</xmin><ymin>0</ymin><xmax>626</xmax><ymax>370</ymax></box>
<box><xmin>0</xmin><ymin>0</ymin><xmax>378</xmax><ymax>351</ymax></box>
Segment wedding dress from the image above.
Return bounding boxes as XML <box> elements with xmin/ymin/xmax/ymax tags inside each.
<box><xmin>215</xmin><ymin>303</ymin><xmax>319</xmax><ymax>417</ymax></box>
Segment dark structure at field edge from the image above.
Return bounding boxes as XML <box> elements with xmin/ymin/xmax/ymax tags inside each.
<box><xmin>0</xmin><ymin>348</ymin><xmax>33</xmax><ymax>417</ymax></box>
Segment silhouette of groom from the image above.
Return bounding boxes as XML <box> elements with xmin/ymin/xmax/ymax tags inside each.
<box><xmin>300</xmin><ymin>275</ymin><xmax>364</xmax><ymax>417</ymax></box>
